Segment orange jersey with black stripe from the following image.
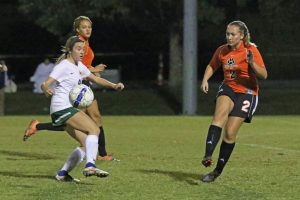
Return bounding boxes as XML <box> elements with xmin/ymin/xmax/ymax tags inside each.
<box><xmin>209</xmin><ymin>42</ymin><xmax>265</xmax><ymax>95</ymax></box>
<box><xmin>79</xmin><ymin>35</ymin><xmax>94</xmax><ymax>69</ymax></box>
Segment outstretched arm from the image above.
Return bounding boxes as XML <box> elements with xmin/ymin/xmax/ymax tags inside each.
<box><xmin>87</xmin><ymin>73</ymin><xmax>124</xmax><ymax>91</ymax></box>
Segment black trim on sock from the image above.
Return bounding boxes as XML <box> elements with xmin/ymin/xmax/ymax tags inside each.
<box><xmin>98</xmin><ymin>126</ymin><xmax>107</xmax><ymax>156</ymax></box>
<box><xmin>215</xmin><ymin>141</ymin><xmax>235</xmax><ymax>174</ymax></box>
<box><xmin>36</xmin><ymin>122</ymin><xmax>65</xmax><ymax>131</ymax></box>
<box><xmin>204</xmin><ymin>125</ymin><xmax>222</xmax><ymax>157</ymax></box>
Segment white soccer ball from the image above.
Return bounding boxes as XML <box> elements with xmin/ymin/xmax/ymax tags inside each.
<box><xmin>69</xmin><ymin>84</ymin><xmax>94</xmax><ymax>108</ymax></box>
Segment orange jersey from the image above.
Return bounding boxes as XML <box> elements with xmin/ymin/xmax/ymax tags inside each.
<box><xmin>79</xmin><ymin>35</ymin><xmax>94</xmax><ymax>69</ymax></box>
<box><xmin>209</xmin><ymin>42</ymin><xmax>265</xmax><ymax>95</ymax></box>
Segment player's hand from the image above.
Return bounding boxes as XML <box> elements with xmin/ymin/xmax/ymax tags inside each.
<box><xmin>201</xmin><ymin>81</ymin><xmax>209</xmax><ymax>94</ymax></box>
<box><xmin>94</xmin><ymin>64</ymin><xmax>107</xmax><ymax>73</ymax></box>
<box><xmin>0</xmin><ymin>64</ymin><xmax>8</xmax><ymax>72</ymax></box>
<box><xmin>114</xmin><ymin>83</ymin><xmax>124</xmax><ymax>91</ymax></box>
<box><xmin>43</xmin><ymin>88</ymin><xmax>54</xmax><ymax>98</ymax></box>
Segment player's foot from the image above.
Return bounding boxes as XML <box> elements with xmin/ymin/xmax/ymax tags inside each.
<box><xmin>55</xmin><ymin>170</ymin><xmax>80</xmax><ymax>183</ymax></box>
<box><xmin>201</xmin><ymin>156</ymin><xmax>213</xmax><ymax>167</ymax></box>
<box><xmin>23</xmin><ymin>119</ymin><xmax>39</xmax><ymax>141</ymax></box>
<box><xmin>83</xmin><ymin>162</ymin><xmax>109</xmax><ymax>177</ymax></box>
<box><xmin>96</xmin><ymin>154</ymin><xmax>115</xmax><ymax>161</ymax></box>
<box><xmin>201</xmin><ymin>170</ymin><xmax>220</xmax><ymax>183</ymax></box>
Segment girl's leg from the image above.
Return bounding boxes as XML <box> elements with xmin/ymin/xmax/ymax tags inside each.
<box><xmin>55</xmin><ymin>126</ymin><xmax>86</xmax><ymax>182</ymax></box>
<box><xmin>202</xmin><ymin>95</ymin><xmax>234</xmax><ymax>167</ymax></box>
<box><xmin>213</xmin><ymin>116</ymin><xmax>245</xmax><ymax>173</ymax></box>
<box><xmin>55</xmin><ymin>147</ymin><xmax>85</xmax><ymax>182</ymax></box>
<box><xmin>23</xmin><ymin>120</ymin><xmax>65</xmax><ymax>141</ymax></box>
<box><xmin>86</xmin><ymin>100</ymin><xmax>112</xmax><ymax>160</ymax></box>
<box><xmin>202</xmin><ymin>116</ymin><xmax>244</xmax><ymax>183</ymax></box>
<box><xmin>66</xmin><ymin>111</ymin><xmax>109</xmax><ymax>177</ymax></box>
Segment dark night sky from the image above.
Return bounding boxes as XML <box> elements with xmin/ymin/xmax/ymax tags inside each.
<box><xmin>3</xmin><ymin>0</ymin><xmax>299</xmax><ymax>83</ymax></box>
<box><xmin>0</xmin><ymin>1</ymin><xmax>175</xmax><ymax>83</ymax></box>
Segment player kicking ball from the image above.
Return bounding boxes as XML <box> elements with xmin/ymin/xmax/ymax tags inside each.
<box><xmin>30</xmin><ymin>35</ymin><xmax>124</xmax><ymax>182</ymax></box>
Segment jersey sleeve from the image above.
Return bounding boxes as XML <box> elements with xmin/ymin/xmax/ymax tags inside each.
<box><xmin>49</xmin><ymin>63</ymin><xmax>66</xmax><ymax>82</ymax></box>
<box><xmin>79</xmin><ymin>62</ymin><xmax>91</xmax><ymax>78</ymax></box>
<box><xmin>209</xmin><ymin>46</ymin><xmax>222</xmax><ymax>71</ymax></box>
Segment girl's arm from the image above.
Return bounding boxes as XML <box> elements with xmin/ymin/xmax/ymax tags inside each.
<box><xmin>89</xmin><ymin>64</ymin><xmax>107</xmax><ymax>73</ymax></box>
<box><xmin>200</xmin><ymin>65</ymin><xmax>215</xmax><ymax>94</ymax></box>
<box><xmin>248</xmin><ymin>50</ymin><xmax>268</xmax><ymax>80</ymax></box>
<box><xmin>87</xmin><ymin>73</ymin><xmax>124</xmax><ymax>91</ymax></box>
<box><xmin>41</xmin><ymin>77</ymin><xmax>56</xmax><ymax>97</ymax></box>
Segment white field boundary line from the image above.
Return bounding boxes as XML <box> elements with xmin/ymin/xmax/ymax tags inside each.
<box><xmin>241</xmin><ymin>143</ymin><xmax>300</xmax><ymax>154</ymax></box>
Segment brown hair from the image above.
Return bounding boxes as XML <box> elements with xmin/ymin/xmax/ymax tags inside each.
<box><xmin>228</xmin><ymin>20</ymin><xmax>255</xmax><ymax>47</ymax></box>
<box><xmin>56</xmin><ymin>36</ymin><xmax>83</xmax><ymax>64</ymax></box>
<box><xmin>73</xmin><ymin>16</ymin><xmax>92</xmax><ymax>34</ymax></box>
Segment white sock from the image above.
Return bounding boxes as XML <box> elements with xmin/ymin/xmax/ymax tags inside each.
<box><xmin>61</xmin><ymin>147</ymin><xmax>86</xmax><ymax>172</ymax></box>
<box><xmin>85</xmin><ymin>135</ymin><xmax>99</xmax><ymax>165</ymax></box>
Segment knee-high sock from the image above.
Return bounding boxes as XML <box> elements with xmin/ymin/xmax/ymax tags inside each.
<box><xmin>98</xmin><ymin>126</ymin><xmax>107</xmax><ymax>156</ymax></box>
<box><xmin>36</xmin><ymin>122</ymin><xmax>65</xmax><ymax>131</ymax></box>
<box><xmin>61</xmin><ymin>147</ymin><xmax>85</xmax><ymax>173</ymax></box>
<box><xmin>204</xmin><ymin>125</ymin><xmax>222</xmax><ymax>157</ymax></box>
<box><xmin>215</xmin><ymin>141</ymin><xmax>235</xmax><ymax>174</ymax></box>
<box><xmin>85</xmin><ymin>135</ymin><xmax>99</xmax><ymax>164</ymax></box>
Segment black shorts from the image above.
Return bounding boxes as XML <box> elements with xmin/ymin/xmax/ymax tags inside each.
<box><xmin>216</xmin><ymin>83</ymin><xmax>258</xmax><ymax>123</ymax></box>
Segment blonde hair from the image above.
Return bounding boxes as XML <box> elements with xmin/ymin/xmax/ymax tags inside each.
<box><xmin>228</xmin><ymin>20</ymin><xmax>255</xmax><ymax>47</ymax></box>
<box><xmin>56</xmin><ymin>36</ymin><xmax>83</xmax><ymax>64</ymax></box>
<box><xmin>73</xmin><ymin>16</ymin><xmax>92</xmax><ymax>34</ymax></box>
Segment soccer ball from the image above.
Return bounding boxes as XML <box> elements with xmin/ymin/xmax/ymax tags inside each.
<box><xmin>69</xmin><ymin>84</ymin><xmax>94</xmax><ymax>108</ymax></box>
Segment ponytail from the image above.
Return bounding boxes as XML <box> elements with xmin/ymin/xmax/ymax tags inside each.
<box><xmin>55</xmin><ymin>36</ymin><xmax>83</xmax><ymax>65</ymax></box>
<box><xmin>55</xmin><ymin>47</ymin><xmax>68</xmax><ymax>65</ymax></box>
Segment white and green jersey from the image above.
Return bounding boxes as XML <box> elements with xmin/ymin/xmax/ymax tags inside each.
<box><xmin>49</xmin><ymin>59</ymin><xmax>91</xmax><ymax>114</ymax></box>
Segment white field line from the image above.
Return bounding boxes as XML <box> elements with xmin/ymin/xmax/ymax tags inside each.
<box><xmin>241</xmin><ymin>143</ymin><xmax>300</xmax><ymax>153</ymax></box>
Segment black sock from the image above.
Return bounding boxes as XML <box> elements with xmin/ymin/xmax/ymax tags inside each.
<box><xmin>214</xmin><ymin>141</ymin><xmax>235</xmax><ymax>174</ymax></box>
<box><xmin>36</xmin><ymin>122</ymin><xmax>65</xmax><ymax>131</ymax></box>
<box><xmin>98</xmin><ymin>126</ymin><xmax>107</xmax><ymax>156</ymax></box>
<box><xmin>204</xmin><ymin>125</ymin><xmax>222</xmax><ymax>157</ymax></box>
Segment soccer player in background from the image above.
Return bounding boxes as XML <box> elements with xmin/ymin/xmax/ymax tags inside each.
<box><xmin>24</xmin><ymin>16</ymin><xmax>115</xmax><ymax>161</ymax></box>
<box><xmin>40</xmin><ymin>36</ymin><xmax>124</xmax><ymax>181</ymax></box>
<box><xmin>0</xmin><ymin>60</ymin><xmax>8</xmax><ymax>115</ymax></box>
<box><xmin>200</xmin><ymin>20</ymin><xmax>267</xmax><ymax>182</ymax></box>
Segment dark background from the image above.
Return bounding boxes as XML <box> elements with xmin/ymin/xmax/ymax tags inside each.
<box><xmin>1</xmin><ymin>0</ymin><xmax>300</xmax><ymax>115</ymax></box>
<box><xmin>0</xmin><ymin>0</ymin><xmax>300</xmax><ymax>84</ymax></box>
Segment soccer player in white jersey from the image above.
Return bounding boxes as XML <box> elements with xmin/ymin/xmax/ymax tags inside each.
<box><xmin>41</xmin><ymin>36</ymin><xmax>124</xmax><ymax>182</ymax></box>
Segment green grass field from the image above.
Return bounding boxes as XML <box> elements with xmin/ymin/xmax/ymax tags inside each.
<box><xmin>0</xmin><ymin>116</ymin><xmax>299</xmax><ymax>200</ymax></box>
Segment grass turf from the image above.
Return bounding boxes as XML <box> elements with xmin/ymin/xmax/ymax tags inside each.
<box><xmin>0</xmin><ymin>115</ymin><xmax>299</xmax><ymax>199</ymax></box>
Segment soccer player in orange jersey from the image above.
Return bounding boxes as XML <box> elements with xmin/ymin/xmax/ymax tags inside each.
<box><xmin>200</xmin><ymin>20</ymin><xmax>267</xmax><ymax>182</ymax></box>
<box><xmin>24</xmin><ymin>16</ymin><xmax>115</xmax><ymax>161</ymax></box>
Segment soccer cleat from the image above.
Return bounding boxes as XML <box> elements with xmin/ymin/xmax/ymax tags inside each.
<box><xmin>201</xmin><ymin>170</ymin><xmax>220</xmax><ymax>183</ymax></box>
<box><xmin>83</xmin><ymin>163</ymin><xmax>109</xmax><ymax>177</ymax></box>
<box><xmin>23</xmin><ymin>120</ymin><xmax>39</xmax><ymax>141</ymax></box>
<box><xmin>201</xmin><ymin>156</ymin><xmax>213</xmax><ymax>167</ymax></box>
<box><xmin>96</xmin><ymin>154</ymin><xmax>115</xmax><ymax>161</ymax></box>
<box><xmin>55</xmin><ymin>173</ymin><xmax>80</xmax><ymax>183</ymax></box>
<box><xmin>83</xmin><ymin>167</ymin><xmax>109</xmax><ymax>177</ymax></box>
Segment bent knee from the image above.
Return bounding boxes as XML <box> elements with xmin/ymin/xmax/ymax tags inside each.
<box><xmin>224</xmin><ymin>132</ymin><xmax>236</xmax><ymax>143</ymax></box>
<box><xmin>88</xmin><ymin>112</ymin><xmax>102</xmax><ymax>125</ymax></box>
<box><xmin>90</xmin><ymin>127</ymin><xmax>100</xmax><ymax>135</ymax></box>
